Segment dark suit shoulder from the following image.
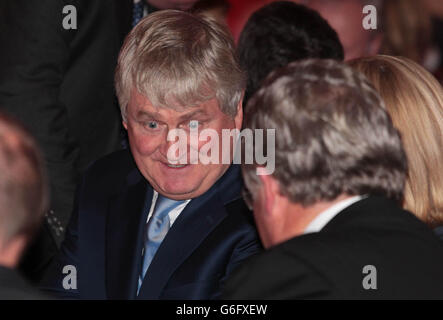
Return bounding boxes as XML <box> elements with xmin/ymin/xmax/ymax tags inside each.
<box><xmin>86</xmin><ymin>149</ymin><xmax>134</xmax><ymax>175</ymax></box>
<box><xmin>220</xmin><ymin>198</ymin><xmax>262</xmax><ymax>257</ymax></box>
<box><xmin>275</xmin><ymin>198</ymin><xmax>443</xmax><ymax>298</ymax></box>
<box><xmin>224</xmin><ymin>198</ymin><xmax>256</xmax><ymax>227</ymax></box>
<box><xmin>82</xmin><ymin>149</ymin><xmax>138</xmax><ymax>194</ymax></box>
<box><xmin>225</xmin><ymin>197</ymin><xmax>443</xmax><ymax>299</ymax></box>
<box><xmin>323</xmin><ymin>196</ymin><xmax>434</xmax><ymax>234</ymax></box>
<box><xmin>224</xmin><ymin>245</ymin><xmax>333</xmax><ymax>299</ymax></box>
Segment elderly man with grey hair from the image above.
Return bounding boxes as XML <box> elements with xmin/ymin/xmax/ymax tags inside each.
<box><xmin>0</xmin><ymin>114</ymin><xmax>48</xmax><ymax>299</ymax></box>
<box><xmin>41</xmin><ymin>10</ymin><xmax>261</xmax><ymax>300</ymax></box>
<box><xmin>224</xmin><ymin>59</ymin><xmax>443</xmax><ymax>299</ymax></box>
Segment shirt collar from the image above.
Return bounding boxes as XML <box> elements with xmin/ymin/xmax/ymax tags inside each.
<box><xmin>150</xmin><ymin>190</ymin><xmax>191</xmax><ymax>226</ymax></box>
<box><xmin>303</xmin><ymin>195</ymin><xmax>366</xmax><ymax>234</ymax></box>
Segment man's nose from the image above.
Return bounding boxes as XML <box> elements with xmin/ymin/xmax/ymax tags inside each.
<box><xmin>158</xmin><ymin>129</ymin><xmax>188</xmax><ymax>162</ymax></box>
<box><xmin>158</xmin><ymin>133</ymin><xmax>174</xmax><ymax>157</ymax></box>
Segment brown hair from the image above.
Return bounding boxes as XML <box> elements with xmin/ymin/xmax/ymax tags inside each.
<box><xmin>243</xmin><ymin>59</ymin><xmax>407</xmax><ymax>207</ymax></box>
<box><xmin>350</xmin><ymin>55</ymin><xmax>443</xmax><ymax>227</ymax></box>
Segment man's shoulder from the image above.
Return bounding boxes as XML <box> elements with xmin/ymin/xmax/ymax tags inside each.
<box><xmin>224</xmin><ymin>198</ymin><xmax>255</xmax><ymax>223</ymax></box>
<box><xmin>197</xmin><ymin>164</ymin><xmax>256</xmax><ymax>233</ymax></box>
<box><xmin>82</xmin><ymin>149</ymin><xmax>139</xmax><ymax>193</ymax></box>
<box><xmin>227</xmin><ymin>228</ymin><xmax>443</xmax><ymax>299</ymax></box>
<box><xmin>86</xmin><ymin>148</ymin><xmax>135</xmax><ymax>175</ymax></box>
<box><xmin>226</xmin><ymin>197</ymin><xmax>443</xmax><ymax>299</ymax></box>
<box><xmin>224</xmin><ymin>242</ymin><xmax>331</xmax><ymax>299</ymax></box>
<box><xmin>278</xmin><ymin>196</ymin><xmax>443</xmax><ymax>276</ymax></box>
<box><xmin>217</xmin><ymin>197</ymin><xmax>258</xmax><ymax>237</ymax></box>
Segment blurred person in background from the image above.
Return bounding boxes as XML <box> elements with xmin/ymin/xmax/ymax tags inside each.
<box><xmin>378</xmin><ymin>0</ymin><xmax>443</xmax><ymax>84</ymax></box>
<box><xmin>237</xmin><ymin>1</ymin><xmax>344</xmax><ymax>106</ymax></box>
<box><xmin>226</xmin><ymin>0</ymin><xmax>268</xmax><ymax>42</ymax></box>
<box><xmin>350</xmin><ymin>55</ymin><xmax>443</xmax><ymax>239</ymax></box>
<box><xmin>424</xmin><ymin>0</ymin><xmax>443</xmax><ymax>39</ymax></box>
<box><xmin>0</xmin><ymin>114</ymin><xmax>48</xmax><ymax>299</ymax></box>
<box><xmin>192</xmin><ymin>0</ymin><xmax>230</xmax><ymax>25</ymax></box>
<box><xmin>424</xmin><ymin>0</ymin><xmax>443</xmax><ymax>83</ymax></box>
<box><xmin>304</xmin><ymin>0</ymin><xmax>443</xmax><ymax>81</ymax></box>
<box><xmin>303</xmin><ymin>0</ymin><xmax>383</xmax><ymax>60</ymax></box>
<box><xmin>379</xmin><ymin>0</ymin><xmax>432</xmax><ymax>65</ymax></box>
<box><xmin>226</xmin><ymin>0</ymin><xmax>303</xmax><ymax>42</ymax></box>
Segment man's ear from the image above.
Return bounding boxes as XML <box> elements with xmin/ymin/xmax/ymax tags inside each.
<box><xmin>122</xmin><ymin>120</ymin><xmax>127</xmax><ymax>130</ymax></box>
<box><xmin>234</xmin><ymin>93</ymin><xmax>244</xmax><ymax>130</ymax></box>
<box><xmin>257</xmin><ymin>168</ymin><xmax>280</xmax><ymax>216</ymax></box>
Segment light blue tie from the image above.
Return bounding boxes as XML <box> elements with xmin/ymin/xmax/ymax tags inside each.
<box><xmin>138</xmin><ymin>196</ymin><xmax>185</xmax><ymax>292</ymax></box>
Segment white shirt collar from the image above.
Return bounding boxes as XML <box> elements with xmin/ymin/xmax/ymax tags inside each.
<box><xmin>303</xmin><ymin>195</ymin><xmax>366</xmax><ymax>234</ymax></box>
<box><xmin>146</xmin><ymin>190</ymin><xmax>191</xmax><ymax>226</ymax></box>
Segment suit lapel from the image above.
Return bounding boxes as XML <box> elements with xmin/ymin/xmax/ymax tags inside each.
<box><xmin>137</xmin><ymin>165</ymin><xmax>243</xmax><ymax>299</ymax></box>
<box><xmin>137</xmin><ymin>190</ymin><xmax>228</xmax><ymax>299</ymax></box>
<box><xmin>105</xmin><ymin>170</ymin><xmax>151</xmax><ymax>299</ymax></box>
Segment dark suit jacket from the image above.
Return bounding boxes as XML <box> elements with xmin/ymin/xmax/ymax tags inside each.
<box><xmin>0</xmin><ymin>0</ymin><xmax>134</xmax><ymax>282</ymax></box>
<box><xmin>224</xmin><ymin>196</ymin><xmax>443</xmax><ymax>299</ymax></box>
<box><xmin>41</xmin><ymin>150</ymin><xmax>262</xmax><ymax>299</ymax></box>
<box><xmin>0</xmin><ymin>0</ymin><xmax>133</xmax><ymax>231</ymax></box>
<box><xmin>435</xmin><ymin>227</ymin><xmax>443</xmax><ymax>241</ymax></box>
<box><xmin>0</xmin><ymin>266</ymin><xmax>49</xmax><ymax>300</ymax></box>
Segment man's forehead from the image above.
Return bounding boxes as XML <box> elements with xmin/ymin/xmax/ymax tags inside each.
<box><xmin>135</xmin><ymin>107</ymin><xmax>209</xmax><ymax>119</ymax></box>
<box><xmin>130</xmin><ymin>91</ymin><xmax>217</xmax><ymax>116</ymax></box>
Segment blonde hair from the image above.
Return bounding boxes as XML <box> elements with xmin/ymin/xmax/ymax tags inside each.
<box><xmin>350</xmin><ymin>55</ymin><xmax>443</xmax><ymax>227</ymax></box>
<box><xmin>115</xmin><ymin>10</ymin><xmax>245</xmax><ymax>121</ymax></box>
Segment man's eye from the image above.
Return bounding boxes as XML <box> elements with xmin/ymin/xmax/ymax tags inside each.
<box><xmin>145</xmin><ymin>121</ymin><xmax>158</xmax><ymax>129</ymax></box>
<box><xmin>189</xmin><ymin>120</ymin><xmax>199</xmax><ymax>129</ymax></box>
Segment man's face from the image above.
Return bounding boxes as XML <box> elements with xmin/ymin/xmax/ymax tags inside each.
<box><xmin>146</xmin><ymin>0</ymin><xmax>199</xmax><ymax>11</ymax></box>
<box><xmin>124</xmin><ymin>89</ymin><xmax>242</xmax><ymax>200</ymax></box>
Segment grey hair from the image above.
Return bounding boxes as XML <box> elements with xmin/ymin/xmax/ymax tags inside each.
<box><xmin>243</xmin><ymin>59</ymin><xmax>407</xmax><ymax>207</ymax></box>
<box><xmin>115</xmin><ymin>10</ymin><xmax>245</xmax><ymax>121</ymax></box>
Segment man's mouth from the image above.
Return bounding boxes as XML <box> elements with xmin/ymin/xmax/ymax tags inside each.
<box><xmin>166</xmin><ymin>164</ymin><xmax>187</xmax><ymax>168</ymax></box>
<box><xmin>160</xmin><ymin>162</ymin><xmax>189</xmax><ymax>169</ymax></box>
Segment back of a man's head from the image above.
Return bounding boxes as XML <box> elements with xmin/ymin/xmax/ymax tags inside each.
<box><xmin>243</xmin><ymin>59</ymin><xmax>407</xmax><ymax>207</ymax></box>
<box><xmin>0</xmin><ymin>114</ymin><xmax>47</xmax><ymax>266</ymax></box>
<box><xmin>237</xmin><ymin>1</ymin><xmax>344</xmax><ymax>105</ymax></box>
